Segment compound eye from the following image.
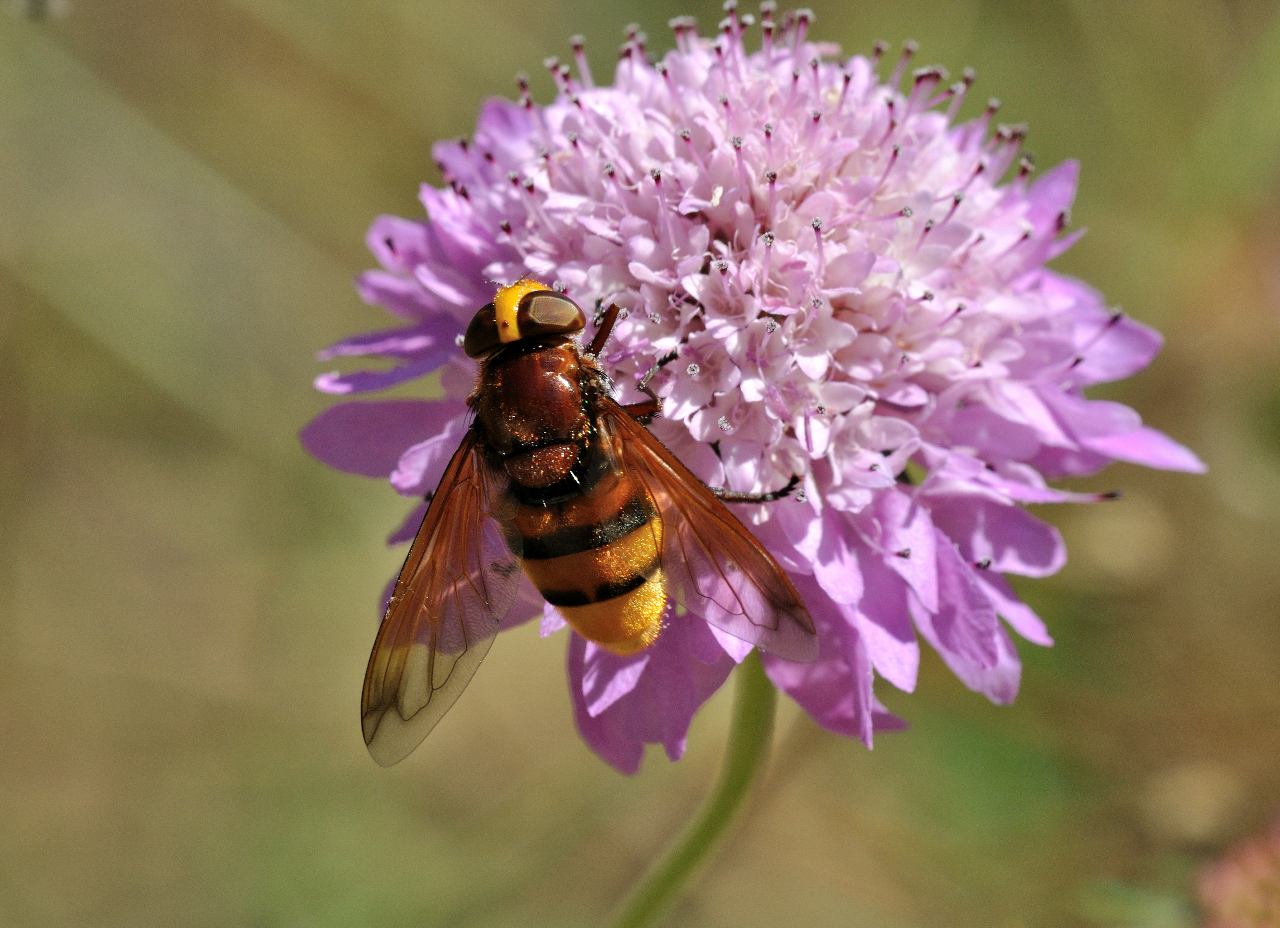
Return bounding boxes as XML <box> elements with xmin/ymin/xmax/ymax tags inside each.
<box><xmin>516</xmin><ymin>291</ymin><xmax>585</xmax><ymax>338</ymax></box>
<box><xmin>462</xmin><ymin>302</ymin><xmax>499</xmax><ymax>357</ymax></box>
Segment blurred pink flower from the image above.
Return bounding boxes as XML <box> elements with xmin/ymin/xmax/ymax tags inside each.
<box><xmin>1199</xmin><ymin>819</ymin><xmax>1280</xmax><ymax>927</ymax></box>
<box><xmin>302</xmin><ymin>9</ymin><xmax>1202</xmax><ymax>773</ymax></box>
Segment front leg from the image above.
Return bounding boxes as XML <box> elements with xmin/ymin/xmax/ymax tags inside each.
<box><xmin>709</xmin><ymin>473</ymin><xmax>801</xmax><ymax>504</ymax></box>
<box><xmin>623</xmin><ymin>350</ymin><xmax>678</xmax><ymax>422</ymax></box>
<box><xmin>586</xmin><ymin>304</ymin><xmax>621</xmax><ymax>357</ymax></box>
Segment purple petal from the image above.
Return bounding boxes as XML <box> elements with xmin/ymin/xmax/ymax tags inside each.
<box><xmin>928</xmin><ymin>495</ymin><xmax>1066</xmax><ymax>578</ymax></box>
<box><xmin>420</xmin><ymin>187</ymin><xmax>495</xmax><ymax>273</ymax></box>
<box><xmin>540</xmin><ymin>603</ymin><xmax>567</xmax><ymax>637</ymax></box>
<box><xmin>386</xmin><ymin>501</ymin><xmax>428</xmax><ymax>545</ymax></box>
<box><xmin>975</xmin><ymin>572</ymin><xmax>1054</xmax><ymax>646</ymax></box>
<box><xmin>940</xmin><ymin>402</ymin><xmax>1045</xmax><ymax>462</ymax></box>
<box><xmin>567</xmin><ymin>619</ymin><xmax>737</xmax><ymax>775</ymax></box>
<box><xmin>314</xmin><ymin>356</ymin><xmax>452</xmax><ymax>396</ymax></box>
<box><xmin>366</xmin><ymin>215</ymin><xmax>432</xmax><ymax>272</ymax></box>
<box><xmin>414</xmin><ymin>260</ymin><xmax>488</xmax><ymax>311</ymax></box>
<box><xmin>317</xmin><ymin>325</ymin><xmax>449</xmax><ymax>361</ymax></box>
<box><xmin>1023</xmin><ymin>161</ymin><xmax>1079</xmax><ymax>231</ymax></box>
<box><xmin>1071</xmin><ymin>308</ymin><xmax>1164</xmax><ymax>385</ymax></box>
<box><xmin>471</xmin><ymin>98</ymin><xmax>538</xmax><ymax>165</ymax></box>
<box><xmin>874</xmin><ymin>489</ymin><xmax>939</xmax><ymax>613</ymax></box>
<box><xmin>811</xmin><ymin>510</ymin><xmax>864</xmax><ymax>605</ymax></box>
<box><xmin>1047</xmin><ymin>393</ymin><xmax>1206</xmax><ymax>472</ymax></box>
<box><xmin>356</xmin><ymin>271</ymin><xmax>464</xmax><ymax>322</ymax></box>
<box><xmin>763</xmin><ymin>577</ymin><xmax>875</xmax><ymax>744</ymax></box>
<box><xmin>985</xmin><ymin>381</ymin><xmax>1074</xmax><ymax>448</ymax></box>
<box><xmin>1086</xmin><ymin>425</ymin><xmax>1206</xmax><ymax>472</ymax></box>
<box><xmin>578</xmin><ymin>644</ymin><xmax>651</xmax><ymax>717</ymax></box>
<box><xmin>1029</xmin><ymin>444</ymin><xmax>1113</xmax><ymax>478</ymax></box>
<box><xmin>854</xmin><ymin>547</ymin><xmax>919</xmax><ymax>692</ymax></box>
<box><xmin>390</xmin><ymin>404</ymin><xmax>469</xmax><ymax>495</ymax></box>
<box><xmin>300</xmin><ymin>400</ymin><xmax>446</xmax><ymax>477</ymax></box>
<box><xmin>910</xmin><ymin>530</ymin><xmax>1008</xmax><ymax>699</ymax></box>
<box><xmin>964</xmin><ymin>625</ymin><xmax>1022</xmax><ymax>705</ymax></box>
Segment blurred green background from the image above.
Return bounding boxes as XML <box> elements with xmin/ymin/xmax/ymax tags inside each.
<box><xmin>3</xmin><ymin>1</ymin><xmax>1279</xmax><ymax>925</ymax></box>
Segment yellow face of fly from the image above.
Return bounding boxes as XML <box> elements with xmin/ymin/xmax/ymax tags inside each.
<box><xmin>494</xmin><ymin>278</ymin><xmax>552</xmax><ymax>344</ymax></box>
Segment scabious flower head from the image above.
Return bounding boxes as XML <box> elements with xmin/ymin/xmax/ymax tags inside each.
<box><xmin>302</xmin><ymin>9</ymin><xmax>1203</xmax><ymax>773</ymax></box>
<box><xmin>1199</xmin><ymin>819</ymin><xmax>1280</xmax><ymax>928</ymax></box>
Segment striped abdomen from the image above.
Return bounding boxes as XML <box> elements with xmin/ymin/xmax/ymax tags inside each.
<box><xmin>503</xmin><ymin>445</ymin><xmax>667</xmax><ymax>656</ymax></box>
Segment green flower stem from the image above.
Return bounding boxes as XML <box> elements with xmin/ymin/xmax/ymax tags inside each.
<box><xmin>610</xmin><ymin>651</ymin><xmax>777</xmax><ymax>928</ymax></box>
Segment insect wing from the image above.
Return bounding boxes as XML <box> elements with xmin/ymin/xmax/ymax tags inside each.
<box><xmin>598</xmin><ymin>400</ymin><xmax>818</xmax><ymax>661</ymax></box>
<box><xmin>361</xmin><ymin>427</ymin><xmax>521</xmax><ymax>766</ymax></box>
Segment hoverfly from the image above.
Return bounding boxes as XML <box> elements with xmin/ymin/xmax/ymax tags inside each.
<box><xmin>361</xmin><ymin>279</ymin><xmax>817</xmax><ymax>765</ymax></box>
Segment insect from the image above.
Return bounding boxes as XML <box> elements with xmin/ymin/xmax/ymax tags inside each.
<box><xmin>361</xmin><ymin>279</ymin><xmax>818</xmax><ymax>765</ymax></box>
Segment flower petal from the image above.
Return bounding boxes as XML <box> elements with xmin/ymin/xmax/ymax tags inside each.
<box><xmin>389</xmin><ymin>404</ymin><xmax>469</xmax><ymax>495</ymax></box>
<box><xmin>928</xmin><ymin>495</ymin><xmax>1066</xmax><ymax>578</ymax></box>
<box><xmin>314</xmin><ymin>356</ymin><xmax>450</xmax><ymax>396</ymax></box>
<box><xmin>975</xmin><ymin>572</ymin><xmax>1054</xmax><ymax>646</ymax></box>
<box><xmin>763</xmin><ymin>576</ymin><xmax>875</xmax><ymax>745</ymax></box>
<box><xmin>1047</xmin><ymin>393</ymin><xmax>1206</xmax><ymax>472</ymax></box>
<box><xmin>874</xmin><ymin>489</ymin><xmax>939</xmax><ymax>613</ymax></box>
<box><xmin>855</xmin><ymin>547</ymin><xmax>920</xmax><ymax>692</ymax></box>
<box><xmin>567</xmin><ymin>619</ymin><xmax>737</xmax><ymax>775</ymax></box>
<box><xmin>300</xmin><ymin>400</ymin><xmax>448</xmax><ymax>477</ymax></box>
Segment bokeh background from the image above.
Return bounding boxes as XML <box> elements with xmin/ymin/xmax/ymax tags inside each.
<box><xmin>4</xmin><ymin>1</ymin><xmax>1279</xmax><ymax>925</ymax></box>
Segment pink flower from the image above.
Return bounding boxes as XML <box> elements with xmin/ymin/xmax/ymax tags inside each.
<box><xmin>302</xmin><ymin>10</ymin><xmax>1203</xmax><ymax>773</ymax></box>
<box><xmin>1199</xmin><ymin>819</ymin><xmax>1280</xmax><ymax>927</ymax></box>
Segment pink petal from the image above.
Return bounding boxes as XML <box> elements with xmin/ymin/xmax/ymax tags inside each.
<box><xmin>314</xmin><ymin>356</ymin><xmax>450</xmax><ymax>396</ymax></box>
<box><xmin>975</xmin><ymin>572</ymin><xmax>1054</xmax><ymax>646</ymax></box>
<box><xmin>874</xmin><ymin>489</ymin><xmax>939</xmax><ymax>613</ymax></box>
<box><xmin>1023</xmin><ymin>161</ymin><xmax>1079</xmax><ymax>231</ymax></box>
<box><xmin>386</xmin><ymin>501</ymin><xmax>428</xmax><ymax>545</ymax></box>
<box><xmin>540</xmin><ymin>603</ymin><xmax>567</xmax><ymax>637</ymax></box>
<box><xmin>928</xmin><ymin>495</ymin><xmax>1066</xmax><ymax>578</ymax></box>
<box><xmin>578</xmin><ymin>644</ymin><xmax>651</xmax><ymax>718</ymax></box>
<box><xmin>1048</xmin><ymin>393</ymin><xmax>1206</xmax><ymax>472</ymax></box>
<box><xmin>910</xmin><ymin>530</ymin><xmax>1007</xmax><ymax>699</ymax></box>
<box><xmin>567</xmin><ymin>619</ymin><xmax>737</xmax><ymax>775</ymax></box>
<box><xmin>811</xmin><ymin>510</ymin><xmax>864</xmax><ymax>605</ymax></box>
<box><xmin>764</xmin><ymin>609</ymin><xmax>874</xmax><ymax>744</ymax></box>
<box><xmin>356</xmin><ymin>271</ymin><xmax>462</xmax><ymax>322</ymax></box>
<box><xmin>317</xmin><ymin>325</ymin><xmax>449</xmax><ymax>361</ymax></box>
<box><xmin>300</xmin><ymin>400</ymin><xmax>450</xmax><ymax>477</ymax></box>
<box><xmin>855</xmin><ymin>547</ymin><xmax>920</xmax><ymax>692</ymax></box>
<box><xmin>366</xmin><ymin>215</ymin><xmax>431</xmax><ymax>273</ymax></box>
<box><xmin>389</xmin><ymin>404</ymin><xmax>469</xmax><ymax>495</ymax></box>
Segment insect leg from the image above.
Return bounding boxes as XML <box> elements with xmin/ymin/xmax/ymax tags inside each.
<box><xmin>623</xmin><ymin>350</ymin><xmax>678</xmax><ymax>423</ymax></box>
<box><xmin>586</xmin><ymin>304</ymin><xmax>621</xmax><ymax>356</ymax></box>
<box><xmin>708</xmin><ymin>474</ymin><xmax>801</xmax><ymax>503</ymax></box>
<box><xmin>622</xmin><ymin>397</ymin><xmax>661</xmax><ymax>421</ymax></box>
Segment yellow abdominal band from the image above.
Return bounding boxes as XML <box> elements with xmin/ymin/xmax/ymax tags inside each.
<box><xmin>521</xmin><ymin>522</ymin><xmax>667</xmax><ymax>655</ymax></box>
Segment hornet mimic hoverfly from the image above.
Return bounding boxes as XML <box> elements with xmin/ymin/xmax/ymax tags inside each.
<box><xmin>361</xmin><ymin>279</ymin><xmax>818</xmax><ymax>765</ymax></box>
